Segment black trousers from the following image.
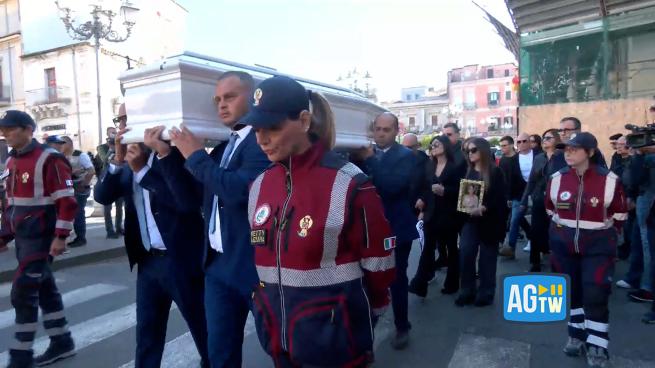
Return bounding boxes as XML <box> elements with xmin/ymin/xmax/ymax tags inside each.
<box><xmin>529</xmin><ymin>197</ymin><xmax>550</xmax><ymax>267</ymax></box>
<box><xmin>459</xmin><ymin>222</ymin><xmax>499</xmax><ymax>301</ymax></box>
<box><xmin>135</xmin><ymin>253</ymin><xmax>209</xmax><ymax>368</ymax></box>
<box><xmin>414</xmin><ymin>222</ymin><xmax>459</xmax><ymax>290</ymax></box>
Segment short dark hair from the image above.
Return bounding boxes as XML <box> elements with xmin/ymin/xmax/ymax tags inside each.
<box><xmin>61</xmin><ymin>136</ymin><xmax>73</xmax><ymax>145</ymax></box>
<box><xmin>609</xmin><ymin>133</ymin><xmax>623</xmax><ymax>141</ymax></box>
<box><xmin>561</xmin><ymin>116</ymin><xmax>581</xmax><ymax>130</ymax></box>
<box><xmin>217</xmin><ymin>71</ymin><xmax>255</xmax><ymax>95</ymax></box>
<box><xmin>443</xmin><ymin>122</ymin><xmax>460</xmax><ymax>133</ymax></box>
<box><xmin>530</xmin><ymin>134</ymin><xmax>541</xmax><ymax>145</ymax></box>
<box><xmin>650</xmin><ymin>105</ymin><xmax>655</xmax><ymax>112</ymax></box>
<box><xmin>374</xmin><ymin>112</ymin><xmax>399</xmax><ymax>130</ymax></box>
<box><xmin>500</xmin><ymin>135</ymin><xmax>514</xmax><ymax>145</ymax></box>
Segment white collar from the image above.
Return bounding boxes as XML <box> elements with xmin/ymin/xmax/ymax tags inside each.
<box><xmin>233</xmin><ymin>125</ymin><xmax>252</xmax><ymax>140</ymax></box>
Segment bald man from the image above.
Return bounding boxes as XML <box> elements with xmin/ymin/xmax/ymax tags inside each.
<box><xmin>402</xmin><ymin>133</ymin><xmax>429</xmax><ymax>215</ymax></box>
<box><xmin>499</xmin><ymin>133</ymin><xmax>534</xmax><ymax>260</ymax></box>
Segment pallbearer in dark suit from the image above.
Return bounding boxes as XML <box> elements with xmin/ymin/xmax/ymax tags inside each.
<box><xmin>159</xmin><ymin>71</ymin><xmax>270</xmax><ymax>368</ymax></box>
<box><xmin>94</xmin><ymin>138</ymin><xmax>209</xmax><ymax>368</ymax></box>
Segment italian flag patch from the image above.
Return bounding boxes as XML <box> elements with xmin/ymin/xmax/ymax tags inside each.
<box><xmin>384</xmin><ymin>236</ymin><xmax>397</xmax><ymax>251</ymax></box>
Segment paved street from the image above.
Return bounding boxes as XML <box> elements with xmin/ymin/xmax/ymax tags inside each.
<box><xmin>0</xmin><ymin>241</ymin><xmax>654</xmax><ymax>368</ymax></box>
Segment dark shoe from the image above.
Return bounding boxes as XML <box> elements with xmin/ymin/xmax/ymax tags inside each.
<box><xmin>441</xmin><ymin>286</ymin><xmax>458</xmax><ymax>295</ymax></box>
<box><xmin>8</xmin><ymin>350</ymin><xmax>35</xmax><ymax>368</ymax></box>
<box><xmin>474</xmin><ymin>296</ymin><xmax>493</xmax><ymax>307</ymax></box>
<box><xmin>563</xmin><ymin>337</ymin><xmax>585</xmax><ymax>357</ymax></box>
<box><xmin>106</xmin><ymin>232</ymin><xmax>119</xmax><ymax>239</ymax></box>
<box><xmin>642</xmin><ymin>311</ymin><xmax>655</xmax><ymax>324</ymax></box>
<box><xmin>117</xmin><ymin>228</ymin><xmax>125</xmax><ymax>236</ymax></box>
<box><xmin>390</xmin><ymin>330</ymin><xmax>409</xmax><ymax>350</ymax></box>
<box><xmin>455</xmin><ymin>294</ymin><xmax>475</xmax><ymax>307</ymax></box>
<box><xmin>67</xmin><ymin>238</ymin><xmax>87</xmax><ymax>248</ymax></box>
<box><xmin>586</xmin><ymin>345</ymin><xmax>610</xmax><ymax>368</ymax></box>
<box><xmin>408</xmin><ymin>279</ymin><xmax>428</xmax><ymax>298</ymax></box>
<box><xmin>35</xmin><ymin>336</ymin><xmax>75</xmax><ymax>366</ymax></box>
<box><xmin>434</xmin><ymin>257</ymin><xmax>448</xmax><ymax>270</ymax></box>
<box><xmin>629</xmin><ymin>289</ymin><xmax>654</xmax><ymax>303</ymax></box>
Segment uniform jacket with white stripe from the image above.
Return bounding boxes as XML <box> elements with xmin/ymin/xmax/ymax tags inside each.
<box><xmin>0</xmin><ymin>139</ymin><xmax>77</xmax><ymax>260</ymax></box>
<box><xmin>248</xmin><ymin>142</ymin><xmax>395</xmax><ymax>367</ymax></box>
<box><xmin>545</xmin><ymin>164</ymin><xmax>627</xmax><ymax>233</ymax></box>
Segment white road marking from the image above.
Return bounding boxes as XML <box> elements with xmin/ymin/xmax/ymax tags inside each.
<box><xmin>0</xmin><ymin>283</ymin><xmax>127</xmax><ymax>330</ymax></box>
<box><xmin>0</xmin><ymin>278</ymin><xmax>66</xmax><ymax>299</ymax></box>
<box><xmin>118</xmin><ymin>314</ymin><xmax>256</xmax><ymax>368</ymax></box>
<box><xmin>448</xmin><ymin>333</ymin><xmax>531</xmax><ymax>368</ymax></box>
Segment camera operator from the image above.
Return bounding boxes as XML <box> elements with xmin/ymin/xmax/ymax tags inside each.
<box><xmin>96</xmin><ymin>109</ymin><xmax>126</xmax><ymax>239</ymax></box>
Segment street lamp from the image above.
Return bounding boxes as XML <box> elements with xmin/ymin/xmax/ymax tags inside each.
<box><xmin>54</xmin><ymin>0</ymin><xmax>139</xmax><ymax>146</ymax></box>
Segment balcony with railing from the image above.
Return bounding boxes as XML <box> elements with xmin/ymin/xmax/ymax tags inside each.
<box><xmin>25</xmin><ymin>87</ymin><xmax>72</xmax><ymax>121</ymax></box>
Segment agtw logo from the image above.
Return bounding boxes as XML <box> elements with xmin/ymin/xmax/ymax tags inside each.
<box><xmin>503</xmin><ymin>274</ymin><xmax>570</xmax><ymax>323</ymax></box>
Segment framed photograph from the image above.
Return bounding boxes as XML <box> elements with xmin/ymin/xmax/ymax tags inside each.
<box><xmin>457</xmin><ymin>179</ymin><xmax>485</xmax><ymax>214</ymax></box>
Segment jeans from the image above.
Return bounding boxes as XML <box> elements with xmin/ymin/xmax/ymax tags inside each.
<box><xmin>626</xmin><ymin>222</ymin><xmax>645</xmax><ymax>289</ymax></box>
<box><xmin>104</xmin><ymin>197</ymin><xmax>124</xmax><ymax>234</ymax></box>
<box><xmin>636</xmin><ymin>193</ymin><xmax>654</xmax><ymax>291</ymax></box>
<box><xmin>390</xmin><ymin>240</ymin><xmax>412</xmax><ymax>332</ymax></box>
<box><xmin>507</xmin><ymin>200</ymin><xmax>531</xmax><ymax>249</ymax></box>
<box><xmin>73</xmin><ymin>193</ymin><xmax>89</xmax><ymax>241</ymax></box>
<box><xmin>459</xmin><ymin>222</ymin><xmax>498</xmax><ymax>301</ymax></box>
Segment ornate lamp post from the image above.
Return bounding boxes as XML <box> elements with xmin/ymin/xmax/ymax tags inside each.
<box><xmin>54</xmin><ymin>1</ymin><xmax>139</xmax><ymax>145</ymax></box>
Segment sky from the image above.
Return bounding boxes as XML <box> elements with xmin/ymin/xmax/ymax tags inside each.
<box><xmin>178</xmin><ymin>0</ymin><xmax>516</xmax><ymax>102</ymax></box>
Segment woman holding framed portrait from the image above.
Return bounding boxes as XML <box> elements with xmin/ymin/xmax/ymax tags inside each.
<box><xmin>409</xmin><ymin>135</ymin><xmax>466</xmax><ymax>298</ymax></box>
<box><xmin>455</xmin><ymin>138</ymin><xmax>507</xmax><ymax>307</ymax></box>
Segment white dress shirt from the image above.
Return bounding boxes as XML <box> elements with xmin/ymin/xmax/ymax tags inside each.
<box><xmin>209</xmin><ymin>126</ymin><xmax>252</xmax><ymax>253</ymax></box>
<box><xmin>109</xmin><ymin>153</ymin><xmax>166</xmax><ymax>250</ymax></box>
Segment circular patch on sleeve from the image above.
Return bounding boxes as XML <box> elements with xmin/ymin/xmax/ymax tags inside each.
<box><xmin>559</xmin><ymin>191</ymin><xmax>572</xmax><ymax>201</ymax></box>
<box><xmin>254</xmin><ymin>204</ymin><xmax>272</xmax><ymax>226</ymax></box>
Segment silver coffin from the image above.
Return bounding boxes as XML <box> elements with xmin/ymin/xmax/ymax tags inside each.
<box><xmin>118</xmin><ymin>52</ymin><xmax>386</xmax><ymax>148</ymax></box>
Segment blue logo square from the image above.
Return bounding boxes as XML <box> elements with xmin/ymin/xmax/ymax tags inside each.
<box><xmin>503</xmin><ymin>274</ymin><xmax>569</xmax><ymax>323</ymax></box>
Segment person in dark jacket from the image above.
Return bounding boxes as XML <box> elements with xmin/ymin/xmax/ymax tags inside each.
<box><xmin>520</xmin><ymin>129</ymin><xmax>562</xmax><ymax>271</ymax></box>
<box><xmin>402</xmin><ymin>133</ymin><xmax>430</xmax><ymax>213</ymax></box>
<box><xmin>409</xmin><ymin>135</ymin><xmax>466</xmax><ymax>297</ymax></box>
<box><xmin>456</xmin><ymin>138</ymin><xmax>507</xmax><ymax>307</ymax></box>
<box><xmin>609</xmin><ymin>133</ymin><xmax>623</xmax><ymax>175</ymax></box>
<box><xmin>356</xmin><ymin>112</ymin><xmax>418</xmax><ymax>350</ymax></box>
<box><xmin>443</xmin><ymin>122</ymin><xmax>465</xmax><ymax>168</ymax></box>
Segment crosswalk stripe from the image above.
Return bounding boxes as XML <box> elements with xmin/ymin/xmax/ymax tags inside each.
<box><xmin>0</xmin><ymin>283</ymin><xmax>127</xmax><ymax>330</ymax></box>
<box><xmin>118</xmin><ymin>314</ymin><xmax>257</xmax><ymax>368</ymax></box>
<box><xmin>0</xmin><ymin>303</ymin><xmax>178</xmax><ymax>363</ymax></box>
<box><xmin>448</xmin><ymin>333</ymin><xmax>531</xmax><ymax>368</ymax></box>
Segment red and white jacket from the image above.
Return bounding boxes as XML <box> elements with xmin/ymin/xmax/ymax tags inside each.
<box><xmin>545</xmin><ymin>165</ymin><xmax>627</xmax><ymax>231</ymax></box>
<box><xmin>248</xmin><ymin>142</ymin><xmax>395</xmax><ymax>366</ymax></box>
<box><xmin>1</xmin><ymin>140</ymin><xmax>77</xmax><ymax>259</ymax></box>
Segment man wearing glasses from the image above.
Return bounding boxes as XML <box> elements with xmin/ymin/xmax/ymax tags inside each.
<box><xmin>559</xmin><ymin>116</ymin><xmax>607</xmax><ymax>168</ymax></box>
<box><xmin>442</xmin><ymin>122</ymin><xmax>465</xmax><ymax>168</ymax></box>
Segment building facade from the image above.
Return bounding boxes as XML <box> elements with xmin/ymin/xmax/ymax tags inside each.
<box><xmin>447</xmin><ymin>63</ymin><xmax>518</xmax><ymax>138</ymax></box>
<box><xmin>0</xmin><ymin>0</ymin><xmax>25</xmax><ymax>113</ymax></box>
<box><xmin>383</xmin><ymin>95</ymin><xmax>449</xmax><ymax>135</ymax></box>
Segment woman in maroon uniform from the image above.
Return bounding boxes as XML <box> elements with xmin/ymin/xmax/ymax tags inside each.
<box><xmin>546</xmin><ymin>132</ymin><xmax>627</xmax><ymax>368</ymax></box>
<box><xmin>244</xmin><ymin>76</ymin><xmax>396</xmax><ymax>368</ymax></box>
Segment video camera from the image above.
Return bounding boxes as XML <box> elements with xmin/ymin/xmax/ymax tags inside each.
<box><xmin>625</xmin><ymin>123</ymin><xmax>655</xmax><ymax>148</ymax></box>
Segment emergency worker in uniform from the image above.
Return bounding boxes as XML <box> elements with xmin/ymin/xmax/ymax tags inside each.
<box><xmin>60</xmin><ymin>136</ymin><xmax>94</xmax><ymax>248</ymax></box>
<box><xmin>0</xmin><ymin>111</ymin><xmax>78</xmax><ymax>368</ymax></box>
<box><xmin>245</xmin><ymin>76</ymin><xmax>396</xmax><ymax>368</ymax></box>
<box><xmin>546</xmin><ymin>132</ymin><xmax>627</xmax><ymax>368</ymax></box>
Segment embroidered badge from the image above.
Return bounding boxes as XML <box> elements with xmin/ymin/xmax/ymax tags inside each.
<box><xmin>250</xmin><ymin>229</ymin><xmax>267</xmax><ymax>246</ymax></box>
<box><xmin>66</xmin><ymin>179</ymin><xmax>73</xmax><ymax>187</ymax></box>
<box><xmin>254</xmin><ymin>204</ymin><xmax>271</xmax><ymax>226</ymax></box>
<box><xmin>590</xmin><ymin>197</ymin><xmax>599</xmax><ymax>207</ymax></box>
<box><xmin>21</xmin><ymin>172</ymin><xmax>29</xmax><ymax>184</ymax></box>
<box><xmin>384</xmin><ymin>236</ymin><xmax>397</xmax><ymax>251</ymax></box>
<box><xmin>298</xmin><ymin>215</ymin><xmax>313</xmax><ymax>238</ymax></box>
<box><xmin>253</xmin><ymin>88</ymin><xmax>263</xmax><ymax>107</ymax></box>
<box><xmin>556</xmin><ymin>202</ymin><xmax>571</xmax><ymax>210</ymax></box>
<box><xmin>559</xmin><ymin>191</ymin><xmax>571</xmax><ymax>201</ymax></box>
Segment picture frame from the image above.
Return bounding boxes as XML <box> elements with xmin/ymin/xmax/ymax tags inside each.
<box><xmin>457</xmin><ymin>179</ymin><xmax>485</xmax><ymax>214</ymax></box>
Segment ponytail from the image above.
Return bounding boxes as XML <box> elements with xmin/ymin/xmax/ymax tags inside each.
<box><xmin>308</xmin><ymin>91</ymin><xmax>336</xmax><ymax>150</ymax></box>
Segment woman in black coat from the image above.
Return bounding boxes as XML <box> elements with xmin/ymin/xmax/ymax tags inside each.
<box><xmin>456</xmin><ymin>138</ymin><xmax>507</xmax><ymax>307</ymax></box>
<box><xmin>409</xmin><ymin>135</ymin><xmax>466</xmax><ymax>297</ymax></box>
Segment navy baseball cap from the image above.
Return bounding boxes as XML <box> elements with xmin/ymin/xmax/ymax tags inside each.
<box><xmin>242</xmin><ymin>76</ymin><xmax>309</xmax><ymax>128</ymax></box>
<box><xmin>556</xmin><ymin>132</ymin><xmax>598</xmax><ymax>150</ymax></box>
<box><xmin>0</xmin><ymin>110</ymin><xmax>36</xmax><ymax>129</ymax></box>
<box><xmin>45</xmin><ymin>135</ymin><xmax>66</xmax><ymax>144</ymax></box>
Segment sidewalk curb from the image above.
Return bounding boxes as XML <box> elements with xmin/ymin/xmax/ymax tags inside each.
<box><xmin>0</xmin><ymin>246</ymin><xmax>126</xmax><ymax>283</ymax></box>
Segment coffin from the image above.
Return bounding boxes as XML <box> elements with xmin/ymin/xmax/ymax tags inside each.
<box><xmin>118</xmin><ymin>52</ymin><xmax>386</xmax><ymax>148</ymax></box>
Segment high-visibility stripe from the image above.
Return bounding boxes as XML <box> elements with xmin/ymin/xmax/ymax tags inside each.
<box><xmin>549</xmin><ymin>172</ymin><xmax>562</xmax><ymax>206</ymax></box>
<box><xmin>10</xmin><ymin>339</ymin><xmax>33</xmax><ymax>351</ymax></box>
<box><xmin>248</xmin><ymin>173</ymin><xmax>265</xmax><ymax>227</ymax></box>
<box><xmin>42</xmin><ymin>310</ymin><xmax>66</xmax><ymax>322</ymax></box>
<box><xmin>55</xmin><ymin>220</ymin><xmax>74</xmax><ymax>230</ymax></box>
<box><xmin>587</xmin><ymin>334</ymin><xmax>609</xmax><ymax>349</ymax></box>
<box><xmin>360</xmin><ymin>255</ymin><xmax>395</xmax><ymax>272</ymax></box>
<box><xmin>33</xmin><ymin>148</ymin><xmax>56</xmax><ymax>199</ymax></box>
<box><xmin>45</xmin><ymin>326</ymin><xmax>69</xmax><ymax>337</ymax></box>
<box><xmin>51</xmin><ymin>188</ymin><xmax>74</xmax><ymax>200</ymax></box>
<box><xmin>552</xmin><ymin>216</ymin><xmax>614</xmax><ymax>230</ymax></box>
<box><xmin>8</xmin><ymin>197</ymin><xmax>54</xmax><ymax>206</ymax></box>
<box><xmin>14</xmin><ymin>322</ymin><xmax>38</xmax><ymax>333</ymax></box>
<box><xmin>322</xmin><ymin>165</ymin><xmax>360</xmax><ymax>268</ymax></box>
<box><xmin>604</xmin><ymin>172</ymin><xmax>617</xmax><ymax>209</ymax></box>
<box><xmin>570</xmin><ymin>308</ymin><xmax>585</xmax><ymax>316</ymax></box>
<box><xmin>585</xmin><ymin>319</ymin><xmax>609</xmax><ymax>333</ymax></box>
<box><xmin>568</xmin><ymin>322</ymin><xmax>585</xmax><ymax>329</ymax></box>
<box><xmin>256</xmin><ymin>262</ymin><xmax>363</xmax><ymax>287</ymax></box>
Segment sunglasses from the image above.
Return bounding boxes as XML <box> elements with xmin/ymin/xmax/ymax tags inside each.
<box><xmin>465</xmin><ymin>147</ymin><xmax>479</xmax><ymax>154</ymax></box>
<box><xmin>516</xmin><ymin>139</ymin><xmax>528</xmax><ymax>144</ymax></box>
<box><xmin>558</xmin><ymin>128</ymin><xmax>576</xmax><ymax>133</ymax></box>
<box><xmin>430</xmin><ymin>143</ymin><xmax>441</xmax><ymax>149</ymax></box>
<box><xmin>543</xmin><ymin>136</ymin><xmax>554</xmax><ymax>141</ymax></box>
<box><xmin>112</xmin><ymin>115</ymin><xmax>127</xmax><ymax>125</ymax></box>
<box><xmin>445</xmin><ymin>133</ymin><xmax>454</xmax><ymax>137</ymax></box>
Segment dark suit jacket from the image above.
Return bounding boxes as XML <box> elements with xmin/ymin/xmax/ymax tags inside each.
<box><xmin>162</xmin><ymin>130</ymin><xmax>270</xmax><ymax>296</ymax></box>
<box><xmin>361</xmin><ymin>142</ymin><xmax>419</xmax><ymax>243</ymax></box>
<box><xmin>420</xmin><ymin>158</ymin><xmax>467</xmax><ymax>229</ymax></box>
<box><xmin>409</xmin><ymin>150</ymin><xmax>430</xmax><ymax>209</ymax></box>
<box><xmin>499</xmin><ymin>152</ymin><xmax>535</xmax><ymax>201</ymax></box>
<box><xmin>93</xmin><ymin>149</ymin><xmax>205</xmax><ymax>275</ymax></box>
